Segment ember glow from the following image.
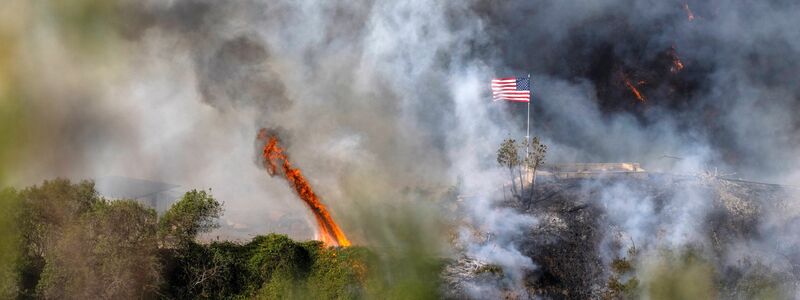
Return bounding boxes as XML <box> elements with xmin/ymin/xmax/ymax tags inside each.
<box><xmin>669</xmin><ymin>48</ymin><xmax>685</xmax><ymax>73</ymax></box>
<box><xmin>672</xmin><ymin>60</ymin><xmax>685</xmax><ymax>73</ymax></box>
<box><xmin>622</xmin><ymin>74</ymin><xmax>646</xmax><ymax>103</ymax></box>
<box><xmin>257</xmin><ymin>129</ymin><xmax>351</xmax><ymax>247</ymax></box>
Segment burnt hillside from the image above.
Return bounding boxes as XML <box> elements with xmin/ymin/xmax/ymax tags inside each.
<box><xmin>445</xmin><ymin>175</ymin><xmax>800</xmax><ymax>299</ymax></box>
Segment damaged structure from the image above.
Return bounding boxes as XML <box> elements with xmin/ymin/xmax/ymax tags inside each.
<box><xmin>543</xmin><ymin>163</ymin><xmax>647</xmax><ymax>179</ymax></box>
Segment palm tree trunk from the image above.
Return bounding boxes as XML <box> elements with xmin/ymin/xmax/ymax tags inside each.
<box><xmin>508</xmin><ymin>168</ymin><xmax>518</xmax><ymax>197</ymax></box>
<box><xmin>518</xmin><ymin>166</ymin><xmax>524</xmax><ymax>198</ymax></box>
<box><xmin>527</xmin><ymin>168</ymin><xmax>537</xmax><ymax>208</ymax></box>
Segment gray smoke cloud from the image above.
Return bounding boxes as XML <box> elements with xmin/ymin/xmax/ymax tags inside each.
<box><xmin>480</xmin><ymin>0</ymin><xmax>800</xmax><ymax>181</ymax></box>
<box><xmin>14</xmin><ymin>0</ymin><xmax>800</xmax><ymax>297</ymax></box>
<box><xmin>474</xmin><ymin>0</ymin><xmax>800</xmax><ymax>296</ymax></box>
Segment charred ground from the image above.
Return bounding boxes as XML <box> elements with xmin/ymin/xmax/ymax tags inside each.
<box><xmin>444</xmin><ymin>174</ymin><xmax>800</xmax><ymax>299</ymax></box>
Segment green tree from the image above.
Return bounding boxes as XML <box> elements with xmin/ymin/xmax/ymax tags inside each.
<box><xmin>36</xmin><ymin>200</ymin><xmax>162</xmax><ymax>299</ymax></box>
<box><xmin>249</xmin><ymin>234</ymin><xmax>314</xmax><ymax>299</ymax></box>
<box><xmin>0</xmin><ymin>188</ymin><xmax>22</xmax><ymax>299</ymax></box>
<box><xmin>159</xmin><ymin>190</ymin><xmax>223</xmax><ymax>247</ymax></box>
<box><xmin>523</xmin><ymin>137</ymin><xmax>547</xmax><ymax>208</ymax></box>
<box><xmin>497</xmin><ymin>137</ymin><xmax>547</xmax><ymax>206</ymax></box>
<box><xmin>6</xmin><ymin>179</ymin><xmax>392</xmax><ymax>300</ymax></box>
<box><xmin>160</xmin><ymin>241</ymin><xmax>251</xmax><ymax>299</ymax></box>
<box><xmin>17</xmin><ymin>179</ymin><xmax>100</xmax><ymax>297</ymax></box>
<box><xmin>9</xmin><ymin>179</ymin><xmax>162</xmax><ymax>298</ymax></box>
<box><xmin>497</xmin><ymin>139</ymin><xmax>522</xmax><ymax>199</ymax></box>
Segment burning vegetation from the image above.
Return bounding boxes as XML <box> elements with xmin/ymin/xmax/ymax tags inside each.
<box><xmin>443</xmin><ymin>174</ymin><xmax>799</xmax><ymax>299</ymax></box>
<box><xmin>258</xmin><ymin>129</ymin><xmax>350</xmax><ymax>247</ymax></box>
<box><xmin>4</xmin><ymin>0</ymin><xmax>800</xmax><ymax>299</ymax></box>
<box><xmin>669</xmin><ymin>47</ymin><xmax>685</xmax><ymax>74</ymax></box>
<box><xmin>621</xmin><ymin>72</ymin><xmax>646</xmax><ymax>103</ymax></box>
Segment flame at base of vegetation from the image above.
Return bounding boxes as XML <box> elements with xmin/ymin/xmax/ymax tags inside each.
<box><xmin>257</xmin><ymin>129</ymin><xmax>350</xmax><ymax>247</ymax></box>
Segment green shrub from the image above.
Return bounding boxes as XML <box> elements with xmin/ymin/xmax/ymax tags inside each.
<box><xmin>160</xmin><ymin>241</ymin><xmax>252</xmax><ymax>299</ymax></box>
<box><xmin>604</xmin><ymin>255</ymin><xmax>639</xmax><ymax>300</ymax></box>
<box><xmin>5</xmin><ymin>180</ymin><xmax>436</xmax><ymax>300</ymax></box>
<box><xmin>159</xmin><ymin>190</ymin><xmax>223</xmax><ymax>247</ymax></box>
<box><xmin>305</xmin><ymin>244</ymin><xmax>373</xmax><ymax>300</ymax></box>
<box><xmin>0</xmin><ymin>188</ymin><xmax>22</xmax><ymax>298</ymax></box>
<box><xmin>642</xmin><ymin>249</ymin><xmax>717</xmax><ymax>300</ymax></box>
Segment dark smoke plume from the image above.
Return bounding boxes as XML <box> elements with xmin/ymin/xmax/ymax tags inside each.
<box><xmin>12</xmin><ymin>0</ymin><xmax>800</xmax><ymax>297</ymax></box>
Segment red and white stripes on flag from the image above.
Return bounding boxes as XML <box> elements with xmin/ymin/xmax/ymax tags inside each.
<box><xmin>491</xmin><ymin>76</ymin><xmax>531</xmax><ymax>102</ymax></box>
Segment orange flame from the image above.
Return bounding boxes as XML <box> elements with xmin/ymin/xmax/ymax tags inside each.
<box><xmin>672</xmin><ymin>58</ymin><xmax>685</xmax><ymax>73</ymax></box>
<box><xmin>257</xmin><ymin>129</ymin><xmax>351</xmax><ymax>247</ymax></box>
<box><xmin>683</xmin><ymin>3</ymin><xmax>695</xmax><ymax>21</ymax></box>
<box><xmin>622</xmin><ymin>74</ymin><xmax>646</xmax><ymax>103</ymax></box>
<box><xmin>669</xmin><ymin>48</ymin><xmax>685</xmax><ymax>73</ymax></box>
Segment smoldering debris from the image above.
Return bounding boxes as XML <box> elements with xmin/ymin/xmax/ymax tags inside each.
<box><xmin>8</xmin><ymin>0</ymin><xmax>800</xmax><ymax>298</ymax></box>
<box><xmin>443</xmin><ymin>174</ymin><xmax>800</xmax><ymax>298</ymax></box>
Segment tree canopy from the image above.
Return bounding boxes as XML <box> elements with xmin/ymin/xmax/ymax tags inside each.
<box><xmin>159</xmin><ymin>189</ymin><xmax>223</xmax><ymax>247</ymax></box>
<box><xmin>1</xmin><ymin>179</ymin><xmax>428</xmax><ymax>299</ymax></box>
<box><xmin>496</xmin><ymin>137</ymin><xmax>547</xmax><ymax>205</ymax></box>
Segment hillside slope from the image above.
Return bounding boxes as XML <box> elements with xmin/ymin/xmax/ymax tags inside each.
<box><xmin>445</xmin><ymin>175</ymin><xmax>800</xmax><ymax>299</ymax></box>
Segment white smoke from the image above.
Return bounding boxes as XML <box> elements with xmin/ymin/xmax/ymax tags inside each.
<box><xmin>12</xmin><ymin>0</ymin><xmax>800</xmax><ymax>297</ymax></box>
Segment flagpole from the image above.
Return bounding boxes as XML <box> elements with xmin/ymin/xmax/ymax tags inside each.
<box><xmin>526</xmin><ymin>74</ymin><xmax>531</xmax><ymax>155</ymax></box>
<box><xmin>525</xmin><ymin>74</ymin><xmax>531</xmax><ymax>184</ymax></box>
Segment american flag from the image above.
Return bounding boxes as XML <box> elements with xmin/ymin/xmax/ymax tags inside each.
<box><xmin>491</xmin><ymin>76</ymin><xmax>531</xmax><ymax>102</ymax></box>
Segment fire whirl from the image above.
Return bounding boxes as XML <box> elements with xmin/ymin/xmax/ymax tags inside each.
<box><xmin>257</xmin><ymin>129</ymin><xmax>351</xmax><ymax>247</ymax></box>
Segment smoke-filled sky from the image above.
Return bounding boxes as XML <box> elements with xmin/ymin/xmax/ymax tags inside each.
<box><xmin>4</xmin><ymin>1</ymin><xmax>800</xmax><ymax>293</ymax></box>
<box><xmin>17</xmin><ymin>0</ymin><xmax>799</xmax><ymax>179</ymax></box>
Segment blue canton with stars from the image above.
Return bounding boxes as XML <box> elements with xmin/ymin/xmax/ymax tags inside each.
<box><xmin>516</xmin><ymin>76</ymin><xmax>531</xmax><ymax>91</ymax></box>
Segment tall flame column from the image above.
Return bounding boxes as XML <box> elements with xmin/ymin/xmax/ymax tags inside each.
<box><xmin>257</xmin><ymin>129</ymin><xmax>351</xmax><ymax>247</ymax></box>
